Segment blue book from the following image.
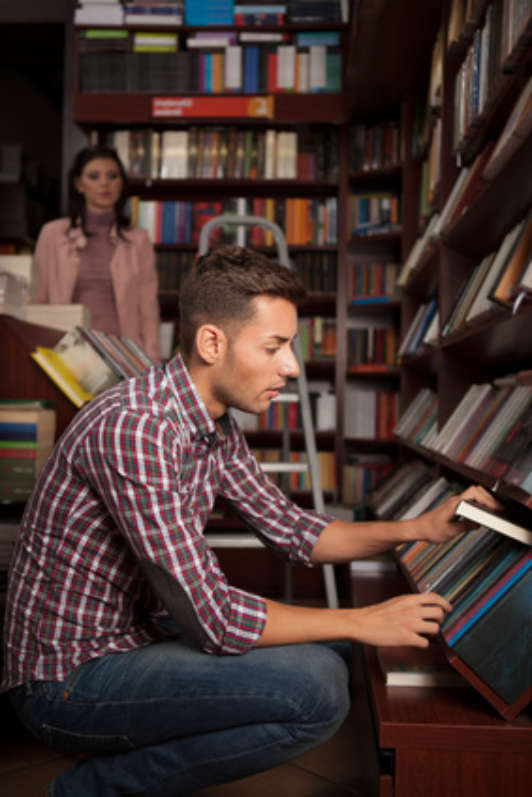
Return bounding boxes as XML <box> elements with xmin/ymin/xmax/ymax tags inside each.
<box><xmin>296</xmin><ymin>31</ymin><xmax>340</xmax><ymax>47</ymax></box>
<box><xmin>0</xmin><ymin>422</ymin><xmax>37</xmax><ymax>441</ymax></box>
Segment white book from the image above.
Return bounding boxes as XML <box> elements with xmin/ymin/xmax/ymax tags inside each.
<box><xmin>0</xmin><ymin>254</ymin><xmax>36</xmax><ymax>298</ymax></box>
<box><xmin>316</xmin><ymin>391</ymin><xmax>336</xmax><ymax>431</ymax></box>
<box><xmin>74</xmin><ymin>5</ymin><xmax>124</xmax><ymax>24</ymax></box>
<box><xmin>224</xmin><ymin>46</ymin><xmax>242</xmax><ymax>91</ymax></box>
<box><xmin>235</xmin><ymin>197</ymin><xmax>247</xmax><ymax>246</ymax></box>
<box><xmin>398</xmin><ymin>476</ymin><xmax>450</xmax><ymax>520</ymax></box>
<box><xmin>309</xmin><ymin>46</ymin><xmax>326</xmax><ymax>91</ymax></box>
<box><xmin>454</xmin><ymin>499</ymin><xmax>532</xmax><ymax>546</ymax></box>
<box><xmin>186</xmin><ymin>36</ymin><xmax>234</xmax><ymax>48</ymax></box>
<box><xmin>264</xmin><ymin>129</ymin><xmax>276</xmax><ymax>180</ymax></box>
<box><xmin>112</xmin><ymin>130</ymin><xmax>130</xmax><ymax>174</ymax></box>
<box><xmin>125</xmin><ymin>14</ymin><xmax>183</xmax><ymax>25</ymax></box>
<box><xmin>297</xmin><ymin>52</ymin><xmax>309</xmax><ymax>92</ymax></box>
<box><xmin>25</xmin><ymin>304</ymin><xmax>91</xmax><ymax>333</ymax></box>
<box><xmin>161</xmin><ymin>131</ymin><xmax>188</xmax><ymax>179</ymax></box>
<box><xmin>285</xmin><ymin>132</ymin><xmax>297</xmax><ymax>179</ymax></box>
<box><xmin>277</xmin><ymin>45</ymin><xmax>296</xmax><ymax>90</ymax></box>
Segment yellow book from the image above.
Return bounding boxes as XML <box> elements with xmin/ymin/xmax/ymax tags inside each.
<box><xmin>30</xmin><ymin>347</ymin><xmax>94</xmax><ymax>408</ymax></box>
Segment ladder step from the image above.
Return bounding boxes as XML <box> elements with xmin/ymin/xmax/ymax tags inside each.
<box><xmin>260</xmin><ymin>462</ymin><xmax>308</xmax><ymax>473</ymax></box>
<box><xmin>205</xmin><ymin>533</ymin><xmax>264</xmax><ymax>549</ymax></box>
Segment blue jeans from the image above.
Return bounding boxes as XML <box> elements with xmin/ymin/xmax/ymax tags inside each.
<box><xmin>9</xmin><ymin>635</ymin><xmax>351</xmax><ymax>796</ymax></box>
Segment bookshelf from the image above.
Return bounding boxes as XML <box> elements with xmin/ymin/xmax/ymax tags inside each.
<box><xmin>391</xmin><ymin>0</ymin><xmax>532</xmax><ymax>724</ymax></box>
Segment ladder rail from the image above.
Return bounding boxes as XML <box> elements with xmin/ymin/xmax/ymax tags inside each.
<box><xmin>198</xmin><ymin>214</ymin><xmax>338</xmax><ymax>609</ymax></box>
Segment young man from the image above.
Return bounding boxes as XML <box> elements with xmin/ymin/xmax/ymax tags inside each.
<box><xmin>2</xmin><ymin>245</ymin><xmax>495</xmax><ymax>796</ymax></box>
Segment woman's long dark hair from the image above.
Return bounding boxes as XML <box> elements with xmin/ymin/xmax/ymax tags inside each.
<box><xmin>67</xmin><ymin>145</ymin><xmax>130</xmax><ymax>237</ymax></box>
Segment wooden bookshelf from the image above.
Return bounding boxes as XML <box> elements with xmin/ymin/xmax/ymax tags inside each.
<box><xmin>392</xmin><ymin>0</ymin><xmax>532</xmax><ymax>726</ymax></box>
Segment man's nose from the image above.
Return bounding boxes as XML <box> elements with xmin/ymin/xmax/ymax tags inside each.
<box><xmin>280</xmin><ymin>348</ymin><xmax>300</xmax><ymax>378</ymax></box>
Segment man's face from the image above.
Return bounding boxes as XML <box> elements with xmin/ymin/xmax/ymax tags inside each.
<box><xmin>212</xmin><ymin>295</ymin><xmax>300</xmax><ymax>415</ymax></box>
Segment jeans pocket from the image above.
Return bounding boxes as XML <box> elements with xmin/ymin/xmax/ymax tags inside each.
<box><xmin>39</xmin><ymin>722</ymin><xmax>135</xmax><ymax>756</ymax></box>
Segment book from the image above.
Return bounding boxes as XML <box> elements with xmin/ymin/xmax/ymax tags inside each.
<box><xmin>30</xmin><ymin>348</ymin><xmax>94</xmax><ymax>409</ymax></box>
<box><xmin>488</xmin><ymin>212</ymin><xmax>532</xmax><ymax>309</ymax></box>
<box><xmin>376</xmin><ymin>642</ymin><xmax>465</xmax><ymax>687</ymax></box>
<box><xmin>454</xmin><ymin>498</ymin><xmax>532</xmax><ymax>546</ymax></box>
<box><xmin>54</xmin><ymin>328</ymin><xmax>121</xmax><ymax>394</ymax></box>
<box><xmin>25</xmin><ymin>303</ymin><xmax>91</xmax><ymax>333</ymax></box>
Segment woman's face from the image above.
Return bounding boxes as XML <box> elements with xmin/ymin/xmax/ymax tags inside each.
<box><xmin>75</xmin><ymin>157</ymin><xmax>123</xmax><ymax>215</ymax></box>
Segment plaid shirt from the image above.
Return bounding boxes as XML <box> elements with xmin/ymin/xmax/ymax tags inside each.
<box><xmin>1</xmin><ymin>355</ymin><xmax>330</xmax><ymax>690</ymax></box>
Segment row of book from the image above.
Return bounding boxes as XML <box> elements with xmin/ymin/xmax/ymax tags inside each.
<box><xmin>74</xmin><ymin>1</ymin><xmax>346</xmax><ymax>26</ymax></box>
<box><xmin>349</xmin><ymin>121</ymin><xmax>402</xmax><ymax>173</ymax></box>
<box><xmin>342</xmin><ymin>458</ymin><xmax>394</xmax><ymax>507</ymax></box>
<box><xmin>344</xmin><ymin>384</ymin><xmax>400</xmax><ymax>441</ymax></box>
<box><xmin>453</xmin><ymin>1</ymin><xmax>532</xmax><ymax>150</ymax></box>
<box><xmin>298</xmin><ymin>316</ymin><xmax>336</xmax><ymax>361</ymax></box>
<box><xmin>347</xmin><ymin>260</ymin><xmax>399</xmax><ymax>303</ymax></box>
<box><xmin>398</xmin><ymin>75</ymin><xmax>532</xmax><ymax>288</ymax></box>
<box><xmin>251</xmin><ymin>448</ymin><xmax>337</xmax><ymax>492</ymax></box>
<box><xmin>130</xmin><ymin>196</ymin><xmax>338</xmax><ymax>246</ymax></box>
<box><xmin>441</xmin><ymin>210</ymin><xmax>532</xmax><ymax>336</ymax></box>
<box><xmin>395</xmin><ymin>375</ymin><xmax>532</xmax><ymax>496</ymax></box>
<box><xmin>0</xmin><ymin>400</ymin><xmax>56</xmax><ymax>503</ymax></box>
<box><xmin>104</xmin><ymin>126</ymin><xmax>338</xmax><ymax>181</ymax></box>
<box><xmin>156</xmin><ymin>249</ymin><xmax>337</xmax><ymax>294</ymax></box>
<box><xmin>346</xmin><ymin>326</ymin><xmax>398</xmax><ymax>370</ymax></box>
<box><xmin>30</xmin><ymin>327</ymin><xmax>155</xmax><ymax>409</ymax></box>
<box><xmin>79</xmin><ymin>37</ymin><xmax>342</xmax><ymax>94</ymax></box>
<box><xmin>397</xmin><ymin>298</ymin><xmax>438</xmax><ymax>359</ymax></box>
<box><xmin>347</xmin><ymin>193</ymin><xmax>401</xmax><ymax>238</ymax></box>
<box><xmin>231</xmin><ymin>384</ymin><xmax>336</xmax><ymax>433</ymax></box>
<box><xmin>370</xmin><ymin>460</ymin><xmax>532</xmax><ymax>717</ymax></box>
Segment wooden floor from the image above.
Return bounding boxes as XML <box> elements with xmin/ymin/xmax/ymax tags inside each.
<box><xmin>0</xmin><ymin>646</ymin><xmax>380</xmax><ymax>797</ymax></box>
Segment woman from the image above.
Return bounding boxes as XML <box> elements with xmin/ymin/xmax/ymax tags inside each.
<box><xmin>34</xmin><ymin>145</ymin><xmax>161</xmax><ymax>362</ymax></box>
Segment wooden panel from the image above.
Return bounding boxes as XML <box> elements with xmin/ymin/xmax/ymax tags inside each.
<box><xmin>395</xmin><ymin>748</ymin><xmax>532</xmax><ymax>797</ymax></box>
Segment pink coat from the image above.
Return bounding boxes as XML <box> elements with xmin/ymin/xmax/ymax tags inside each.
<box><xmin>34</xmin><ymin>218</ymin><xmax>161</xmax><ymax>362</ymax></box>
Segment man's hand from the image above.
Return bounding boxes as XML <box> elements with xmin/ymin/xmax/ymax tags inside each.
<box><xmin>349</xmin><ymin>591</ymin><xmax>452</xmax><ymax>648</ymax></box>
<box><xmin>414</xmin><ymin>484</ymin><xmax>501</xmax><ymax>544</ymax></box>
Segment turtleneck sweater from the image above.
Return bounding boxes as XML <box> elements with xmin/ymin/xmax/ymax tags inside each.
<box><xmin>72</xmin><ymin>210</ymin><xmax>120</xmax><ymax>335</ymax></box>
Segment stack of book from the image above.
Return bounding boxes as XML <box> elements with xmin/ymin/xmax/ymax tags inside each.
<box><xmin>397</xmin><ymin>298</ymin><xmax>438</xmax><ymax>359</ymax></box>
<box><xmin>441</xmin><ymin>212</ymin><xmax>532</xmax><ymax>335</ymax></box>
<box><xmin>349</xmin><ymin>121</ymin><xmax>401</xmax><ymax>172</ymax></box>
<box><xmin>343</xmin><ymin>383</ymin><xmax>399</xmax><ymax>441</ymax></box>
<box><xmin>393</xmin><ymin>387</ymin><xmax>438</xmax><ymax>448</ymax></box>
<box><xmin>131</xmin><ymin>195</ymin><xmax>338</xmax><ymax>247</ymax></box>
<box><xmin>346</xmin><ymin>325</ymin><xmax>398</xmax><ymax>370</ymax></box>
<box><xmin>394</xmin><ymin>487</ymin><xmax>532</xmax><ymax>719</ymax></box>
<box><xmin>368</xmin><ymin>460</ymin><xmax>436</xmax><ymax>520</ymax></box>
<box><xmin>347</xmin><ymin>193</ymin><xmax>401</xmax><ymax>238</ymax></box>
<box><xmin>74</xmin><ymin>0</ymin><xmax>124</xmax><ymax>26</ymax></box>
<box><xmin>297</xmin><ymin>316</ymin><xmax>336</xmax><ymax>361</ymax></box>
<box><xmin>124</xmin><ymin>1</ymin><xmax>184</xmax><ymax>25</ymax></box>
<box><xmin>0</xmin><ymin>400</ymin><xmax>56</xmax><ymax>503</ymax></box>
<box><xmin>30</xmin><ymin>327</ymin><xmax>155</xmax><ymax>409</ymax></box>
<box><xmin>347</xmin><ymin>260</ymin><xmax>399</xmax><ymax>303</ymax></box>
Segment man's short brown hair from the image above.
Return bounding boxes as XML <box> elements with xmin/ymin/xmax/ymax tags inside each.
<box><xmin>178</xmin><ymin>245</ymin><xmax>306</xmax><ymax>358</ymax></box>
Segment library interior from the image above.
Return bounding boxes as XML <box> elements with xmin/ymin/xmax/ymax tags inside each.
<box><xmin>0</xmin><ymin>1</ymin><xmax>531</xmax><ymax>795</ymax></box>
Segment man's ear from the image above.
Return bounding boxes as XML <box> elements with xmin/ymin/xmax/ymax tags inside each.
<box><xmin>195</xmin><ymin>323</ymin><xmax>227</xmax><ymax>365</ymax></box>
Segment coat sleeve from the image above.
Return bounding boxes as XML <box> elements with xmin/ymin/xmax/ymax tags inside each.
<box><xmin>33</xmin><ymin>223</ymin><xmax>53</xmax><ymax>303</ymax></box>
<box><xmin>135</xmin><ymin>228</ymin><xmax>161</xmax><ymax>363</ymax></box>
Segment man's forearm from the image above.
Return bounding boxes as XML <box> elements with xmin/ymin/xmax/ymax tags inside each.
<box><xmin>309</xmin><ymin>517</ymin><xmax>416</xmax><ymax>564</ymax></box>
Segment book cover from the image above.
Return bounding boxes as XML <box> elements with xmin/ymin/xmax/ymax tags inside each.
<box><xmin>454</xmin><ymin>498</ymin><xmax>532</xmax><ymax>546</ymax></box>
<box><xmin>30</xmin><ymin>348</ymin><xmax>94</xmax><ymax>409</ymax></box>
<box><xmin>449</xmin><ymin>566</ymin><xmax>532</xmax><ymax>705</ymax></box>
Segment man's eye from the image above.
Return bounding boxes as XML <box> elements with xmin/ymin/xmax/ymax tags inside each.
<box><xmin>266</xmin><ymin>348</ymin><xmax>279</xmax><ymax>355</ymax></box>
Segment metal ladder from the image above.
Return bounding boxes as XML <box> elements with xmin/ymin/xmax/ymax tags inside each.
<box><xmin>198</xmin><ymin>214</ymin><xmax>339</xmax><ymax>609</ymax></box>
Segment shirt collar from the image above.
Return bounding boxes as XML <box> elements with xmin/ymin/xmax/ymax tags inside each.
<box><xmin>166</xmin><ymin>354</ymin><xmax>224</xmax><ymax>445</ymax></box>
